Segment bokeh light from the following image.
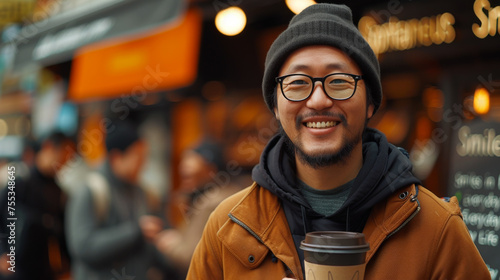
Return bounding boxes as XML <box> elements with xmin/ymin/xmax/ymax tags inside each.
<box><xmin>285</xmin><ymin>0</ymin><xmax>316</xmax><ymax>15</ymax></box>
<box><xmin>473</xmin><ymin>87</ymin><xmax>490</xmax><ymax>115</ymax></box>
<box><xmin>215</xmin><ymin>7</ymin><xmax>247</xmax><ymax>36</ymax></box>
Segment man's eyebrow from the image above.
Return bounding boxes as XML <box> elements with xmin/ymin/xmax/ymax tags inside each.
<box><xmin>284</xmin><ymin>62</ymin><xmax>350</xmax><ymax>73</ymax></box>
<box><xmin>284</xmin><ymin>64</ymin><xmax>311</xmax><ymax>73</ymax></box>
<box><xmin>325</xmin><ymin>63</ymin><xmax>350</xmax><ymax>71</ymax></box>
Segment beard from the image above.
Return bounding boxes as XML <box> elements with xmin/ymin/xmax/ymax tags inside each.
<box><xmin>279</xmin><ymin>115</ymin><xmax>363</xmax><ymax>169</ymax></box>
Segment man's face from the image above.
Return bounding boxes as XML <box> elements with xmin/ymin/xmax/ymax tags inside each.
<box><xmin>111</xmin><ymin>140</ymin><xmax>148</xmax><ymax>184</ymax></box>
<box><xmin>179</xmin><ymin>150</ymin><xmax>217</xmax><ymax>193</ymax></box>
<box><xmin>37</xmin><ymin>140</ymin><xmax>75</xmax><ymax>177</ymax></box>
<box><xmin>274</xmin><ymin>45</ymin><xmax>374</xmax><ymax>167</ymax></box>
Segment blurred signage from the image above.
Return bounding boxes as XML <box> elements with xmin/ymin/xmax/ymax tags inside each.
<box><xmin>31</xmin><ymin>0</ymin><xmax>64</xmax><ymax>22</ymax></box>
<box><xmin>456</xmin><ymin>126</ymin><xmax>500</xmax><ymax>157</ymax></box>
<box><xmin>448</xmin><ymin>120</ymin><xmax>500</xmax><ymax>279</ymax></box>
<box><xmin>68</xmin><ymin>9</ymin><xmax>202</xmax><ymax>102</ymax></box>
<box><xmin>30</xmin><ymin>0</ymin><xmax>123</xmax><ymax>22</ymax></box>
<box><xmin>0</xmin><ymin>0</ymin><xmax>34</xmax><ymax>28</ymax></box>
<box><xmin>33</xmin><ymin>17</ymin><xmax>113</xmax><ymax>60</ymax></box>
<box><xmin>359</xmin><ymin>13</ymin><xmax>456</xmax><ymax>55</ymax></box>
<box><xmin>360</xmin><ymin>0</ymin><xmax>500</xmax><ymax>55</ymax></box>
<box><xmin>57</xmin><ymin>0</ymin><xmax>122</xmax><ymax>17</ymax></box>
<box><xmin>472</xmin><ymin>0</ymin><xmax>500</xmax><ymax>38</ymax></box>
<box><xmin>7</xmin><ymin>0</ymin><xmax>184</xmax><ymax>72</ymax></box>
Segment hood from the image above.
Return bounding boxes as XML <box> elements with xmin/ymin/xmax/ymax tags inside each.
<box><xmin>252</xmin><ymin>128</ymin><xmax>421</xmax><ymax>230</ymax></box>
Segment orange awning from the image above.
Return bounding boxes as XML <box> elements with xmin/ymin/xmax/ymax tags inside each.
<box><xmin>68</xmin><ymin>9</ymin><xmax>202</xmax><ymax>102</ymax></box>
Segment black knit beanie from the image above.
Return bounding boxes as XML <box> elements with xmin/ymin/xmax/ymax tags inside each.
<box><xmin>262</xmin><ymin>3</ymin><xmax>382</xmax><ymax>113</ymax></box>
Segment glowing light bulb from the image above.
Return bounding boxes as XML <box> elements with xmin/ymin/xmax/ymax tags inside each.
<box><xmin>285</xmin><ymin>0</ymin><xmax>316</xmax><ymax>15</ymax></box>
<box><xmin>473</xmin><ymin>87</ymin><xmax>490</xmax><ymax>115</ymax></box>
<box><xmin>215</xmin><ymin>7</ymin><xmax>247</xmax><ymax>36</ymax></box>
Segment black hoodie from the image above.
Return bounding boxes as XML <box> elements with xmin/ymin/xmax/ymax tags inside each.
<box><xmin>251</xmin><ymin>128</ymin><xmax>421</xmax><ymax>270</ymax></box>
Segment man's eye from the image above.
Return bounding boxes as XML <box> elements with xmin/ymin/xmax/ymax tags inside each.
<box><xmin>288</xmin><ymin>79</ymin><xmax>309</xmax><ymax>85</ymax></box>
<box><xmin>330</xmin><ymin>79</ymin><xmax>348</xmax><ymax>84</ymax></box>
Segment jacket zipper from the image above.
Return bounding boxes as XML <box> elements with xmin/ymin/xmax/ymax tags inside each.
<box><xmin>385</xmin><ymin>197</ymin><xmax>421</xmax><ymax>240</ymax></box>
<box><xmin>228</xmin><ymin>213</ymin><xmax>264</xmax><ymax>243</ymax></box>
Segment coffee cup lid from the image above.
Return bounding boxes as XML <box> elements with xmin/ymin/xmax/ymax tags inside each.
<box><xmin>300</xmin><ymin>231</ymin><xmax>370</xmax><ymax>254</ymax></box>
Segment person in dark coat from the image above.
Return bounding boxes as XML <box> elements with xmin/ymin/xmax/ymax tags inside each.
<box><xmin>0</xmin><ymin>132</ymin><xmax>76</xmax><ymax>280</ymax></box>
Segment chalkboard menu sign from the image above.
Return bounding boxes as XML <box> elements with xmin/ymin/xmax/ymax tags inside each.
<box><xmin>448</xmin><ymin>120</ymin><xmax>500</xmax><ymax>279</ymax></box>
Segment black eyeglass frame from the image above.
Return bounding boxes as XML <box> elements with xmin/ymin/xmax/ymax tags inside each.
<box><xmin>275</xmin><ymin>73</ymin><xmax>363</xmax><ymax>102</ymax></box>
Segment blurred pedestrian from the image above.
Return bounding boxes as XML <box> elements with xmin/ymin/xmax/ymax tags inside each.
<box><xmin>187</xmin><ymin>3</ymin><xmax>489</xmax><ymax>280</ymax></box>
<box><xmin>65</xmin><ymin>120</ymin><xmax>178</xmax><ymax>280</ymax></box>
<box><xmin>156</xmin><ymin>139</ymin><xmax>239</xmax><ymax>277</ymax></box>
<box><xmin>0</xmin><ymin>132</ymin><xmax>75</xmax><ymax>280</ymax></box>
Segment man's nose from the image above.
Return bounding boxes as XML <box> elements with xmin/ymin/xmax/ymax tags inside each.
<box><xmin>305</xmin><ymin>82</ymin><xmax>334</xmax><ymax>110</ymax></box>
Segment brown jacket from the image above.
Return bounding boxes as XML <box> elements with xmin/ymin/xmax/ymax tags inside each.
<box><xmin>187</xmin><ymin>183</ymin><xmax>490</xmax><ymax>279</ymax></box>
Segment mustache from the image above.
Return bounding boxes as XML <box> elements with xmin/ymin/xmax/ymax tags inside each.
<box><xmin>296</xmin><ymin>111</ymin><xmax>347</xmax><ymax>129</ymax></box>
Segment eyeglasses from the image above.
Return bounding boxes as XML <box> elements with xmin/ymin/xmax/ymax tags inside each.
<box><xmin>275</xmin><ymin>73</ymin><xmax>363</xmax><ymax>102</ymax></box>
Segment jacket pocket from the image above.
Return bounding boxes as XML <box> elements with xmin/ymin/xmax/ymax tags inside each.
<box><xmin>218</xmin><ymin>218</ymin><xmax>270</xmax><ymax>269</ymax></box>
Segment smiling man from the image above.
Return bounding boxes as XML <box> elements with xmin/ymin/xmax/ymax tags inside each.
<box><xmin>187</xmin><ymin>3</ymin><xmax>489</xmax><ymax>280</ymax></box>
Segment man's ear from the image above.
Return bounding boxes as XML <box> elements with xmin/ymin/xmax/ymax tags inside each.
<box><xmin>367</xmin><ymin>103</ymin><xmax>375</xmax><ymax>120</ymax></box>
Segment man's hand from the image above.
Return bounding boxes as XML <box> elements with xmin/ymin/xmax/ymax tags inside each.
<box><xmin>139</xmin><ymin>215</ymin><xmax>163</xmax><ymax>243</ymax></box>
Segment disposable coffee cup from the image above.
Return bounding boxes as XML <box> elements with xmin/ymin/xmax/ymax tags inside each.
<box><xmin>300</xmin><ymin>231</ymin><xmax>370</xmax><ymax>280</ymax></box>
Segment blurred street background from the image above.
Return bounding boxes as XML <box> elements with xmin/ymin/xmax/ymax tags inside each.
<box><xmin>0</xmin><ymin>0</ymin><xmax>500</xmax><ymax>278</ymax></box>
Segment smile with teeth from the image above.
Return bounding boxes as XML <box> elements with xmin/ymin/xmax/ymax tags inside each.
<box><xmin>305</xmin><ymin>121</ymin><xmax>339</xmax><ymax>128</ymax></box>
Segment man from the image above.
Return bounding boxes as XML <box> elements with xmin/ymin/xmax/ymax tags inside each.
<box><xmin>187</xmin><ymin>3</ymin><xmax>490</xmax><ymax>280</ymax></box>
<box><xmin>65</xmin><ymin>120</ymin><xmax>178</xmax><ymax>280</ymax></box>
<box><xmin>0</xmin><ymin>132</ymin><xmax>75</xmax><ymax>280</ymax></box>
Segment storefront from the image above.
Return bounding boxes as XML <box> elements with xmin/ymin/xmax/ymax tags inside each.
<box><xmin>0</xmin><ymin>0</ymin><xmax>281</xmax><ymax>226</ymax></box>
<box><xmin>360</xmin><ymin>0</ymin><xmax>500</xmax><ymax>276</ymax></box>
<box><xmin>0</xmin><ymin>0</ymin><xmax>185</xmax><ymax>146</ymax></box>
<box><xmin>0</xmin><ymin>0</ymin><xmax>191</xmax><ymax>198</ymax></box>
